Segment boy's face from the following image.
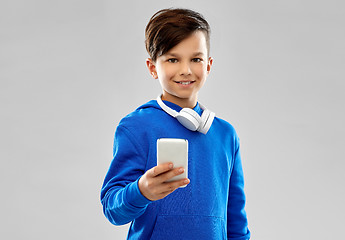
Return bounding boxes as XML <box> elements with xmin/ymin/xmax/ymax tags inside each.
<box><xmin>147</xmin><ymin>31</ymin><xmax>213</xmax><ymax>108</ymax></box>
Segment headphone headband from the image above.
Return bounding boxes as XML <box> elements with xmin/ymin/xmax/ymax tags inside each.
<box><xmin>156</xmin><ymin>96</ymin><xmax>179</xmax><ymax>117</ymax></box>
<box><xmin>156</xmin><ymin>95</ymin><xmax>215</xmax><ymax>134</ymax></box>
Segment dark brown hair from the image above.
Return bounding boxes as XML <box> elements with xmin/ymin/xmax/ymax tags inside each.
<box><xmin>145</xmin><ymin>8</ymin><xmax>211</xmax><ymax>62</ymax></box>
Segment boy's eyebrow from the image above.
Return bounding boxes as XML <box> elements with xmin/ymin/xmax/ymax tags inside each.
<box><xmin>165</xmin><ymin>52</ymin><xmax>205</xmax><ymax>57</ymax></box>
<box><xmin>192</xmin><ymin>52</ymin><xmax>205</xmax><ymax>57</ymax></box>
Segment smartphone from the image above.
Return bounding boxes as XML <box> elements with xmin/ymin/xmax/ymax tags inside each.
<box><xmin>157</xmin><ymin>138</ymin><xmax>188</xmax><ymax>187</ymax></box>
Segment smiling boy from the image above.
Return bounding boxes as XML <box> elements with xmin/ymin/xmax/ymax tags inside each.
<box><xmin>146</xmin><ymin>30</ymin><xmax>212</xmax><ymax>109</ymax></box>
<box><xmin>101</xmin><ymin>8</ymin><xmax>250</xmax><ymax>239</ymax></box>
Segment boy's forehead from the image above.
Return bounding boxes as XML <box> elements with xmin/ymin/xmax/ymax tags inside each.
<box><xmin>163</xmin><ymin>49</ymin><xmax>208</xmax><ymax>59</ymax></box>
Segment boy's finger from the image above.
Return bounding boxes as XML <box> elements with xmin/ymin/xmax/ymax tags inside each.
<box><xmin>161</xmin><ymin>178</ymin><xmax>190</xmax><ymax>194</ymax></box>
<box><xmin>149</xmin><ymin>162</ymin><xmax>173</xmax><ymax>177</ymax></box>
<box><xmin>160</xmin><ymin>167</ymin><xmax>185</xmax><ymax>182</ymax></box>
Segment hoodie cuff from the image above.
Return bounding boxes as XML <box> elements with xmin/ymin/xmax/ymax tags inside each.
<box><xmin>125</xmin><ymin>178</ymin><xmax>153</xmax><ymax>208</ymax></box>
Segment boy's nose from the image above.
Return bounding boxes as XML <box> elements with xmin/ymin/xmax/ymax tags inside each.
<box><xmin>179</xmin><ymin>62</ymin><xmax>192</xmax><ymax>76</ymax></box>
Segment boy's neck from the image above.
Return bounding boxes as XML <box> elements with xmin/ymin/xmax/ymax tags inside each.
<box><xmin>161</xmin><ymin>93</ymin><xmax>197</xmax><ymax>109</ymax></box>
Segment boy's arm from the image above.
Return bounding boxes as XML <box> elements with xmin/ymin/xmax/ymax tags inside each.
<box><xmin>227</xmin><ymin>138</ymin><xmax>251</xmax><ymax>240</ymax></box>
<box><xmin>100</xmin><ymin>125</ymin><xmax>152</xmax><ymax>226</ymax></box>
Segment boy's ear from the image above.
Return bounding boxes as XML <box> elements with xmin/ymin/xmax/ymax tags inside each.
<box><xmin>207</xmin><ymin>57</ymin><xmax>213</xmax><ymax>74</ymax></box>
<box><xmin>146</xmin><ymin>58</ymin><xmax>158</xmax><ymax>79</ymax></box>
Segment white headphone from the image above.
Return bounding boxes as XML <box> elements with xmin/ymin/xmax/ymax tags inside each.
<box><xmin>156</xmin><ymin>95</ymin><xmax>215</xmax><ymax>134</ymax></box>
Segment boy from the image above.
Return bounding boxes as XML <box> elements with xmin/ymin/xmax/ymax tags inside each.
<box><xmin>101</xmin><ymin>8</ymin><xmax>250</xmax><ymax>239</ymax></box>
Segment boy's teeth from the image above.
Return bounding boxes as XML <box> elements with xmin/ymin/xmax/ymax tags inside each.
<box><xmin>179</xmin><ymin>81</ymin><xmax>191</xmax><ymax>85</ymax></box>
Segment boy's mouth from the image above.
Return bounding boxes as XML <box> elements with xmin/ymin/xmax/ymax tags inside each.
<box><xmin>174</xmin><ymin>81</ymin><xmax>195</xmax><ymax>85</ymax></box>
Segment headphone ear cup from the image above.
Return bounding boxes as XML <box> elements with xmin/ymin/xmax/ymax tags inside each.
<box><xmin>176</xmin><ymin>108</ymin><xmax>202</xmax><ymax>131</ymax></box>
<box><xmin>199</xmin><ymin>111</ymin><xmax>215</xmax><ymax>134</ymax></box>
<box><xmin>200</xmin><ymin>108</ymin><xmax>211</xmax><ymax>125</ymax></box>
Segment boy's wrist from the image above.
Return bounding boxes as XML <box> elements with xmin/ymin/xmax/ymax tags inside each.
<box><xmin>125</xmin><ymin>178</ymin><xmax>153</xmax><ymax>208</ymax></box>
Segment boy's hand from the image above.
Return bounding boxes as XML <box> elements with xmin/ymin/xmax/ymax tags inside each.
<box><xmin>138</xmin><ymin>162</ymin><xmax>190</xmax><ymax>201</ymax></box>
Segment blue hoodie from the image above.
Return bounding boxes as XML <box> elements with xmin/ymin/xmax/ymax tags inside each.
<box><xmin>101</xmin><ymin>100</ymin><xmax>250</xmax><ymax>240</ymax></box>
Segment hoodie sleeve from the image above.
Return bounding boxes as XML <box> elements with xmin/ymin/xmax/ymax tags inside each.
<box><xmin>100</xmin><ymin>125</ymin><xmax>152</xmax><ymax>226</ymax></box>
<box><xmin>227</xmin><ymin>136</ymin><xmax>251</xmax><ymax>240</ymax></box>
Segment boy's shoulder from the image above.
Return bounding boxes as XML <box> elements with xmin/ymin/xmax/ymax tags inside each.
<box><xmin>214</xmin><ymin>115</ymin><xmax>237</xmax><ymax>132</ymax></box>
<box><xmin>212</xmin><ymin>115</ymin><xmax>240</xmax><ymax>142</ymax></box>
<box><xmin>117</xmin><ymin>99</ymin><xmax>162</xmax><ymax>129</ymax></box>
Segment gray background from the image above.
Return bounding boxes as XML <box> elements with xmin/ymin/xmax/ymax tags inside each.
<box><xmin>1</xmin><ymin>0</ymin><xmax>344</xmax><ymax>239</ymax></box>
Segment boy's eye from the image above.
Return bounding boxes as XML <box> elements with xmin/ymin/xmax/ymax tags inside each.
<box><xmin>167</xmin><ymin>58</ymin><xmax>178</xmax><ymax>63</ymax></box>
<box><xmin>192</xmin><ymin>58</ymin><xmax>202</xmax><ymax>62</ymax></box>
